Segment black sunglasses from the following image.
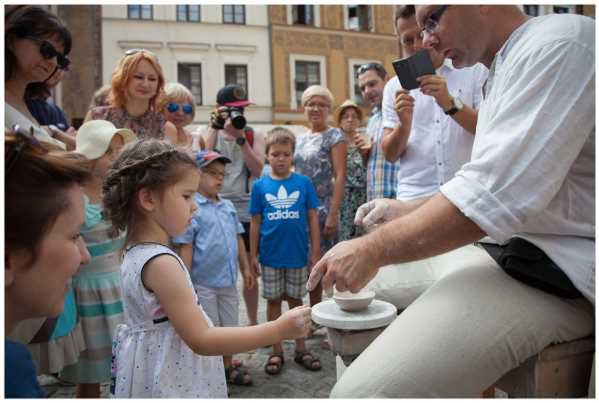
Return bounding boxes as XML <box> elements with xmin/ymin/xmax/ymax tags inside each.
<box><xmin>25</xmin><ymin>36</ymin><xmax>70</xmax><ymax>70</ymax></box>
<box><xmin>6</xmin><ymin>125</ymin><xmax>49</xmax><ymax>174</ymax></box>
<box><xmin>357</xmin><ymin>62</ymin><xmax>379</xmax><ymax>77</ymax></box>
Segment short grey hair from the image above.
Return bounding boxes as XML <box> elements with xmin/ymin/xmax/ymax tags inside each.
<box><xmin>301</xmin><ymin>85</ymin><xmax>334</xmax><ymax>108</ymax></box>
<box><xmin>164</xmin><ymin>82</ymin><xmax>196</xmax><ymax>118</ymax></box>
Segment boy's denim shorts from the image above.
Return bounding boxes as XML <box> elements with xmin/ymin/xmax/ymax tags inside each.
<box><xmin>261</xmin><ymin>265</ymin><xmax>309</xmax><ymax>300</ymax></box>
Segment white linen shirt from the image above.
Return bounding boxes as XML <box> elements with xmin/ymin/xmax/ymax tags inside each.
<box><xmin>441</xmin><ymin>14</ymin><xmax>595</xmax><ymax>303</ymax></box>
<box><xmin>382</xmin><ymin>60</ymin><xmax>487</xmax><ymax>200</ymax></box>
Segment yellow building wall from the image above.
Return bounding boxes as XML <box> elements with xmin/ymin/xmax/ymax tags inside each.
<box><xmin>270</xmin><ymin>5</ymin><xmax>398</xmax><ymax>124</ymax></box>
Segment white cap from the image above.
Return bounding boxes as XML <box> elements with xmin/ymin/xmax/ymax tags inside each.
<box><xmin>75</xmin><ymin>120</ymin><xmax>137</xmax><ymax>160</ymax></box>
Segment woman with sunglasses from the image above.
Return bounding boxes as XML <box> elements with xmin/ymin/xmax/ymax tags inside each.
<box><xmin>85</xmin><ymin>50</ymin><xmax>177</xmax><ymax>143</ymax></box>
<box><xmin>5</xmin><ymin>5</ymin><xmax>72</xmax><ymax>150</ymax></box>
<box><xmin>163</xmin><ymin>82</ymin><xmax>206</xmax><ymax>151</ymax></box>
<box><xmin>5</xmin><ymin>128</ymin><xmax>91</xmax><ymax>397</ymax></box>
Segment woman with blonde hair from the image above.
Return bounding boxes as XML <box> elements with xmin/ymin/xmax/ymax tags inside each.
<box><xmin>162</xmin><ymin>82</ymin><xmax>205</xmax><ymax>151</ymax></box>
<box><xmin>335</xmin><ymin>100</ymin><xmax>369</xmax><ymax>241</ymax></box>
<box><xmin>294</xmin><ymin>85</ymin><xmax>346</xmax><ymax>352</ymax></box>
<box><xmin>85</xmin><ymin>50</ymin><xmax>177</xmax><ymax>142</ymax></box>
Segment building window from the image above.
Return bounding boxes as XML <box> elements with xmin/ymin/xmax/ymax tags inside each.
<box><xmin>292</xmin><ymin>5</ymin><xmax>314</xmax><ymax>25</ymax></box>
<box><xmin>223</xmin><ymin>5</ymin><xmax>245</xmax><ymax>24</ymax></box>
<box><xmin>225</xmin><ymin>64</ymin><xmax>248</xmax><ymax>96</ymax></box>
<box><xmin>553</xmin><ymin>5</ymin><xmax>573</xmax><ymax>14</ymax></box>
<box><xmin>347</xmin><ymin>5</ymin><xmax>373</xmax><ymax>31</ymax></box>
<box><xmin>177</xmin><ymin>5</ymin><xmax>201</xmax><ymax>22</ymax></box>
<box><xmin>178</xmin><ymin>63</ymin><xmax>203</xmax><ymax>105</ymax></box>
<box><xmin>294</xmin><ymin>61</ymin><xmax>321</xmax><ymax>107</ymax></box>
<box><xmin>128</xmin><ymin>5</ymin><xmax>153</xmax><ymax>20</ymax></box>
<box><xmin>352</xmin><ymin>64</ymin><xmax>365</xmax><ymax>106</ymax></box>
<box><xmin>523</xmin><ymin>5</ymin><xmax>540</xmax><ymax>16</ymax></box>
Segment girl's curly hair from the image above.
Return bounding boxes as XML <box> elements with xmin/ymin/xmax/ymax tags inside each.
<box><xmin>102</xmin><ymin>139</ymin><xmax>196</xmax><ymax>240</ymax></box>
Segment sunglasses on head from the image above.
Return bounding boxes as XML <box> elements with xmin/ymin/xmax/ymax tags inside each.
<box><xmin>25</xmin><ymin>36</ymin><xmax>70</xmax><ymax>70</ymax></box>
<box><xmin>6</xmin><ymin>125</ymin><xmax>49</xmax><ymax>174</ymax></box>
<box><xmin>167</xmin><ymin>103</ymin><xmax>193</xmax><ymax>114</ymax></box>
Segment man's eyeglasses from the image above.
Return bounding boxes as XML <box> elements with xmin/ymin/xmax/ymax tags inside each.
<box><xmin>167</xmin><ymin>103</ymin><xmax>193</xmax><ymax>115</ymax></box>
<box><xmin>25</xmin><ymin>36</ymin><xmax>70</xmax><ymax>70</ymax></box>
<box><xmin>422</xmin><ymin>5</ymin><xmax>450</xmax><ymax>36</ymax></box>
<box><xmin>6</xmin><ymin>125</ymin><xmax>49</xmax><ymax>174</ymax></box>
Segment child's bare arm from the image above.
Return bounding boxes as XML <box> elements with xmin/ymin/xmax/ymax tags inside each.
<box><xmin>144</xmin><ymin>254</ymin><xmax>311</xmax><ymax>356</ymax></box>
<box><xmin>308</xmin><ymin>208</ymin><xmax>321</xmax><ymax>268</ymax></box>
<box><xmin>179</xmin><ymin>243</ymin><xmax>193</xmax><ymax>272</ymax></box>
<box><xmin>249</xmin><ymin>215</ymin><xmax>261</xmax><ymax>259</ymax></box>
<box><xmin>237</xmin><ymin>236</ymin><xmax>255</xmax><ymax>289</ymax></box>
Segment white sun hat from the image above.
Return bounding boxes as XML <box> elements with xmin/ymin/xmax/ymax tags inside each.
<box><xmin>75</xmin><ymin>120</ymin><xmax>137</xmax><ymax>160</ymax></box>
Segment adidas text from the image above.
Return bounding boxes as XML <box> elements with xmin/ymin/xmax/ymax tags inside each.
<box><xmin>267</xmin><ymin>209</ymin><xmax>300</xmax><ymax>220</ymax></box>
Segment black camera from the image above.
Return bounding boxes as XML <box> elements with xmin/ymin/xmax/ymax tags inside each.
<box><xmin>226</xmin><ymin>107</ymin><xmax>246</xmax><ymax>130</ymax></box>
<box><xmin>210</xmin><ymin>106</ymin><xmax>247</xmax><ymax>130</ymax></box>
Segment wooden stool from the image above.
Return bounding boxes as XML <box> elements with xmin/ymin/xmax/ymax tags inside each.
<box><xmin>483</xmin><ymin>337</ymin><xmax>594</xmax><ymax>398</ymax></box>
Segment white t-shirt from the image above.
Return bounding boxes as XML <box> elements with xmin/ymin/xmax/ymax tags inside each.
<box><xmin>441</xmin><ymin>14</ymin><xmax>595</xmax><ymax>303</ymax></box>
<box><xmin>382</xmin><ymin>60</ymin><xmax>488</xmax><ymax>200</ymax></box>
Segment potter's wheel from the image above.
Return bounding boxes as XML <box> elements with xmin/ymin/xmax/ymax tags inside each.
<box><xmin>312</xmin><ymin>299</ymin><xmax>397</xmax><ymax>330</ymax></box>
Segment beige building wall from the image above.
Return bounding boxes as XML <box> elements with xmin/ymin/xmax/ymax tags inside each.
<box><xmin>101</xmin><ymin>5</ymin><xmax>272</xmax><ymax>124</ymax></box>
<box><xmin>270</xmin><ymin>5</ymin><xmax>397</xmax><ymax>125</ymax></box>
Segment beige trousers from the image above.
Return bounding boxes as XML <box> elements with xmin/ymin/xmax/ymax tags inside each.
<box><xmin>331</xmin><ymin>245</ymin><xmax>594</xmax><ymax>397</ymax></box>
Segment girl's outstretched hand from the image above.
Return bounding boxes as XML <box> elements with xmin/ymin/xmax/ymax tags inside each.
<box><xmin>275</xmin><ymin>305</ymin><xmax>312</xmax><ymax>340</ymax></box>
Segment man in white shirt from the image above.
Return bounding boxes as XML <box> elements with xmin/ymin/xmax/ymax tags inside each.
<box><xmin>382</xmin><ymin>5</ymin><xmax>487</xmax><ymax>201</ymax></box>
<box><xmin>307</xmin><ymin>6</ymin><xmax>594</xmax><ymax>397</ymax></box>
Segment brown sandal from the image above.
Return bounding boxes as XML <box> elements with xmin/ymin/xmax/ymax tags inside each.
<box><xmin>225</xmin><ymin>365</ymin><xmax>253</xmax><ymax>386</ymax></box>
<box><xmin>294</xmin><ymin>350</ymin><xmax>321</xmax><ymax>371</ymax></box>
<box><xmin>264</xmin><ymin>352</ymin><xmax>285</xmax><ymax>375</ymax></box>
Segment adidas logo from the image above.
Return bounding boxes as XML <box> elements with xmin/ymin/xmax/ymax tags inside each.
<box><xmin>265</xmin><ymin>186</ymin><xmax>299</xmax><ymax>209</ymax></box>
<box><xmin>265</xmin><ymin>185</ymin><xmax>300</xmax><ymax>220</ymax></box>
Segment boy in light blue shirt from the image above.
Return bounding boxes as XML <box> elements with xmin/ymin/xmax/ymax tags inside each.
<box><xmin>173</xmin><ymin>150</ymin><xmax>256</xmax><ymax>386</ymax></box>
<box><xmin>249</xmin><ymin>127</ymin><xmax>321</xmax><ymax>375</ymax></box>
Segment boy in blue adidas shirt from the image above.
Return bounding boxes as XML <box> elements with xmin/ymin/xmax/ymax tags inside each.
<box><xmin>249</xmin><ymin>127</ymin><xmax>321</xmax><ymax>375</ymax></box>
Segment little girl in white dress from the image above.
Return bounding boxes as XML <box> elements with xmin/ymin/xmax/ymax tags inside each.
<box><xmin>103</xmin><ymin>139</ymin><xmax>311</xmax><ymax>398</ymax></box>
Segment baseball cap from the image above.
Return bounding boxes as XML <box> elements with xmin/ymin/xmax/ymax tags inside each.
<box><xmin>216</xmin><ymin>84</ymin><xmax>254</xmax><ymax>108</ymax></box>
<box><xmin>76</xmin><ymin>120</ymin><xmax>137</xmax><ymax>160</ymax></box>
<box><xmin>195</xmin><ymin>150</ymin><xmax>232</xmax><ymax>168</ymax></box>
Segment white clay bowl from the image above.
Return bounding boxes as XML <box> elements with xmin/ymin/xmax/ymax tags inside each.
<box><xmin>333</xmin><ymin>290</ymin><xmax>375</xmax><ymax>312</ymax></box>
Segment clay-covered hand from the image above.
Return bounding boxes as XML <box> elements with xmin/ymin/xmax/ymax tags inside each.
<box><xmin>354</xmin><ymin>199</ymin><xmax>408</xmax><ymax>232</ymax></box>
<box><xmin>275</xmin><ymin>305</ymin><xmax>312</xmax><ymax>340</ymax></box>
<box><xmin>306</xmin><ymin>239</ymin><xmax>378</xmax><ymax>296</ymax></box>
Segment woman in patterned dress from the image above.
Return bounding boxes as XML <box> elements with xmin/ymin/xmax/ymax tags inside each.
<box><xmin>85</xmin><ymin>49</ymin><xmax>177</xmax><ymax>143</ymax></box>
<box><xmin>294</xmin><ymin>85</ymin><xmax>347</xmax><ymax>310</ymax></box>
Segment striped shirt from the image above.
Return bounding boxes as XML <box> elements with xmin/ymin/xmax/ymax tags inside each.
<box><xmin>366</xmin><ymin>108</ymin><xmax>400</xmax><ymax>200</ymax></box>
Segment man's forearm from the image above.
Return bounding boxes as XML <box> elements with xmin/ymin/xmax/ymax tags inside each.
<box><xmin>205</xmin><ymin>127</ymin><xmax>218</xmax><ymax>149</ymax></box>
<box><xmin>365</xmin><ymin>192</ymin><xmax>485</xmax><ymax>268</ymax></box>
<box><xmin>382</xmin><ymin>126</ymin><xmax>409</xmax><ymax>163</ymax></box>
<box><xmin>450</xmin><ymin>105</ymin><xmax>478</xmax><ymax>135</ymax></box>
<box><xmin>240</xmin><ymin>142</ymin><xmax>264</xmax><ymax>177</ymax></box>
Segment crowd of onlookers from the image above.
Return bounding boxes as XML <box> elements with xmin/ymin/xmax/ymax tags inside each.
<box><xmin>5</xmin><ymin>3</ymin><xmax>595</xmax><ymax>399</ymax></box>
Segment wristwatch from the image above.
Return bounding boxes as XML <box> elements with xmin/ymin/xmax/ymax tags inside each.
<box><xmin>236</xmin><ymin>136</ymin><xmax>246</xmax><ymax>146</ymax></box>
<box><xmin>444</xmin><ymin>97</ymin><xmax>464</xmax><ymax>116</ymax></box>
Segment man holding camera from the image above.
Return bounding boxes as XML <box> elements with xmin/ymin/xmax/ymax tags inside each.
<box><xmin>202</xmin><ymin>84</ymin><xmax>265</xmax><ymax>329</ymax></box>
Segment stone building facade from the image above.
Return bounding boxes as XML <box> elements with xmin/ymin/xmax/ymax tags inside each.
<box><xmin>269</xmin><ymin>5</ymin><xmax>397</xmax><ymax>124</ymax></box>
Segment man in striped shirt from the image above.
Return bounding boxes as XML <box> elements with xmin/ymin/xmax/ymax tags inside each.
<box><xmin>357</xmin><ymin>63</ymin><xmax>400</xmax><ymax>201</ymax></box>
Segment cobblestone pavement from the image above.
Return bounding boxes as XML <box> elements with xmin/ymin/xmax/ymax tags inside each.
<box><xmin>45</xmin><ymin>278</ymin><xmax>337</xmax><ymax>398</ymax></box>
